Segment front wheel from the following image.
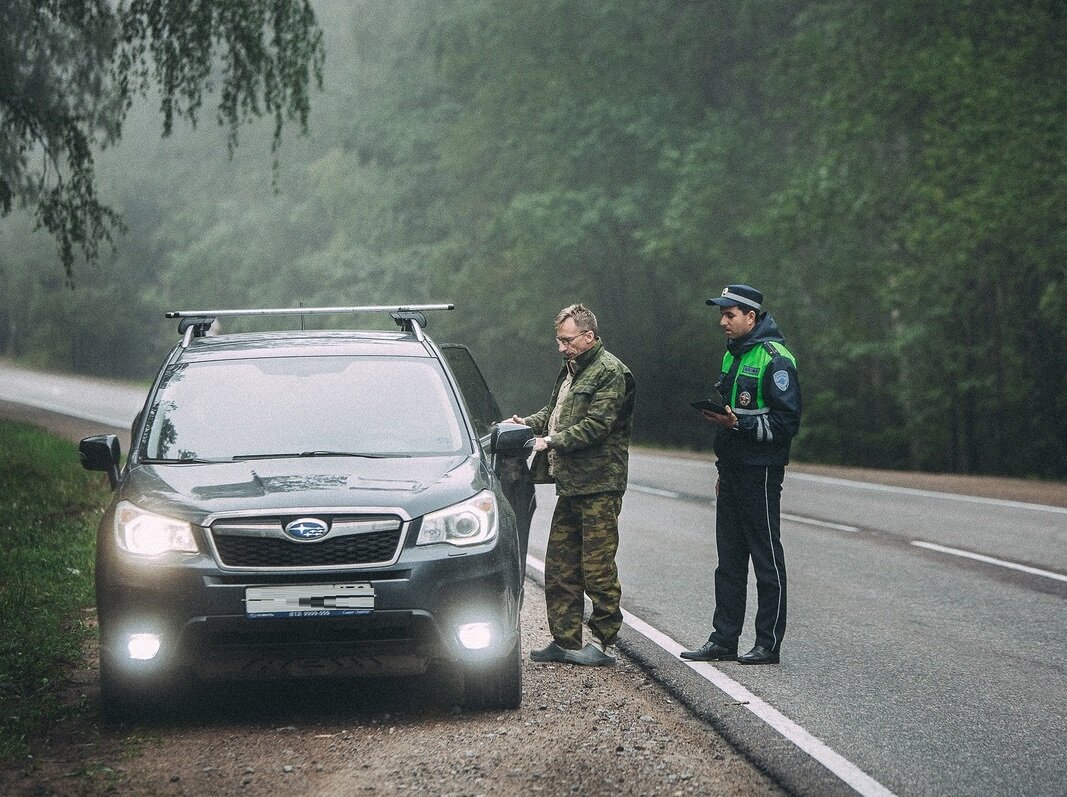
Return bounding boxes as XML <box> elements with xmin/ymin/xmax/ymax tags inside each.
<box><xmin>462</xmin><ymin>637</ymin><xmax>522</xmax><ymax>710</ymax></box>
<box><xmin>99</xmin><ymin>659</ymin><xmax>179</xmax><ymax>724</ymax></box>
<box><xmin>98</xmin><ymin>660</ymin><xmax>147</xmax><ymax>724</ymax></box>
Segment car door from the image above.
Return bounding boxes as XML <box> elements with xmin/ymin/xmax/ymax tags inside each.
<box><xmin>439</xmin><ymin>344</ymin><xmax>535</xmax><ymax>562</ymax></box>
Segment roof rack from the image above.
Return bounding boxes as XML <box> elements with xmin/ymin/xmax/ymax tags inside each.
<box><xmin>166</xmin><ymin>304</ymin><xmax>454</xmax><ymax>346</ymax></box>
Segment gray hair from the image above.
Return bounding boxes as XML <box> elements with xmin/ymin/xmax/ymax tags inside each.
<box><xmin>556</xmin><ymin>303</ymin><xmax>598</xmax><ymax>335</ymax></box>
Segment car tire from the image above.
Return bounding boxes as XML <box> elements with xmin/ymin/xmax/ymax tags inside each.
<box><xmin>98</xmin><ymin>660</ymin><xmax>142</xmax><ymax>724</ymax></box>
<box><xmin>462</xmin><ymin>637</ymin><xmax>522</xmax><ymax>711</ymax></box>
<box><xmin>99</xmin><ymin>660</ymin><xmax>174</xmax><ymax>724</ymax></box>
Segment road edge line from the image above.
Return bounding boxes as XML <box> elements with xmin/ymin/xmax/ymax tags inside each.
<box><xmin>526</xmin><ymin>555</ymin><xmax>897</xmax><ymax>797</ymax></box>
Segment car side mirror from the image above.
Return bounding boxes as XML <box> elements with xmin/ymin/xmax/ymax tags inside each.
<box><xmin>490</xmin><ymin>422</ymin><xmax>535</xmax><ymax>456</ymax></box>
<box><xmin>79</xmin><ymin>434</ymin><xmax>121</xmax><ymax>489</ymax></box>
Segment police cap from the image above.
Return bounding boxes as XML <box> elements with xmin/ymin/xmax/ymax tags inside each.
<box><xmin>706</xmin><ymin>284</ymin><xmax>763</xmax><ymax>312</ymax></box>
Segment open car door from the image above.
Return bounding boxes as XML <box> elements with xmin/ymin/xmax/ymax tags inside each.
<box><xmin>439</xmin><ymin>344</ymin><xmax>536</xmax><ymax>563</ymax></box>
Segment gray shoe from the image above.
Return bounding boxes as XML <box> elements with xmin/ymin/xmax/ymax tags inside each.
<box><xmin>530</xmin><ymin>641</ymin><xmax>572</xmax><ymax>662</ymax></box>
<box><xmin>564</xmin><ymin>642</ymin><xmax>616</xmax><ymax>667</ymax></box>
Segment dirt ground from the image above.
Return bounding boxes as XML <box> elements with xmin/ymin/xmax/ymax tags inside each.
<box><xmin>1</xmin><ymin>589</ymin><xmax>783</xmax><ymax>797</ymax></box>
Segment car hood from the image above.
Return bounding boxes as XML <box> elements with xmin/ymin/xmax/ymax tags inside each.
<box><xmin>120</xmin><ymin>455</ymin><xmax>487</xmax><ymax>523</ymax></box>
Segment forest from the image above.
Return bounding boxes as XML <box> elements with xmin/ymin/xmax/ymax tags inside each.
<box><xmin>2</xmin><ymin>0</ymin><xmax>1065</xmax><ymax>478</ymax></box>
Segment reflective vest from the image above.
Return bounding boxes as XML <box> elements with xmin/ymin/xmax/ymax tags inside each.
<box><xmin>721</xmin><ymin>341</ymin><xmax>797</xmax><ymax>415</ymax></box>
<box><xmin>715</xmin><ymin>339</ymin><xmax>801</xmax><ymax>466</ymax></box>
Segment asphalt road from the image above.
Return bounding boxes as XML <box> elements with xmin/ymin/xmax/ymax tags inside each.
<box><xmin>3</xmin><ymin>359</ymin><xmax>1065</xmax><ymax>796</ymax></box>
<box><xmin>550</xmin><ymin>455</ymin><xmax>1066</xmax><ymax>797</ymax></box>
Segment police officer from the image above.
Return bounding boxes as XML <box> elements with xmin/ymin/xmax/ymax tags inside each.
<box><xmin>510</xmin><ymin>303</ymin><xmax>636</xmax><ymax>667</ymax></box>
<box><xmin>682</xmin><ymin>284</ymin><xmax>801</xmax><ymax>665</ymax></box>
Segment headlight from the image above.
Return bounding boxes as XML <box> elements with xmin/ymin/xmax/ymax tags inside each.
<box><xmin>114</xmin><ymin>501</ymin><xmax>198</xmax><ymax>556</ymax></box>
<box><xmin>416</xmin><ymin>491</ymin><xmax>498</xmax><ymax>547</ymax></box>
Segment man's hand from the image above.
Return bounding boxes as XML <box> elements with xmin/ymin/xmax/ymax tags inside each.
<box><xmin>507</xmin><ymin>414</ymin><xmax>526</xmax><ymax>425</ymax></box>
<box><xmin>701</xmin><ymin>406</ymin><xmax>739</xmax><ymax>430</ymax></box>
<box><xmin>532</xmin><ymin>436</ymin><xmax>550</xmax><ymax>452</ymax></box>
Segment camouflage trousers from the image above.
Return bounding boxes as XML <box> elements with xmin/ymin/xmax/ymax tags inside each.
<box><xmin>544</xmin><ymin>491</ymin><xmax>624</xmax><ymax>650</ymax></box>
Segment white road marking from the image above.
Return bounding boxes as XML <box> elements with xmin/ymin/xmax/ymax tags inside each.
<box><xmin>629</xmin><ymin>484</ymin><xmax>682</xmax><ymax>499</ymax></box>
<box><xmin>782</xmin><ymin>513</ymin><xmax>860</xmax><ymax>532</ymax></box>
<box><xmin>628</xmin><ymin>484</ymin><xmax>861</xmax><ymax>532</ymax></box>
<box><xmin>790</xmin><ymin>472</ymin><xmax>1067</xmax><ymax>515</ymax></box>
<box><xmin>526</xmin><ymin>555</ymin><xmax>898</xmax><ymax>797</ymax></box>
<box><xmin>911</xmin><ymin>541</ymin><xmax>1067</xmax><ymax>583</ymax></box>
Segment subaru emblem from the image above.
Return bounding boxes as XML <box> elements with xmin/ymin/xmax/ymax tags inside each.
<box><xmin>285</xmin><ymin>518</ymin><xmax>329</xmax><ymax>541</ymax></box>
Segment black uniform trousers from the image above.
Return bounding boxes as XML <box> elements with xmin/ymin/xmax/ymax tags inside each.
<box><xmin>709</xmin><ymin>463</ymin><xmax>787</xmax><ymax>653</ymax></box>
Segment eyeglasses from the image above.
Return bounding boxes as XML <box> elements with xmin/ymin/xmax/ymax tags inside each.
<box><xmin>555</xmin><ymin>330</ymin><xmax>591</xmax><ymax>345</ymax></box>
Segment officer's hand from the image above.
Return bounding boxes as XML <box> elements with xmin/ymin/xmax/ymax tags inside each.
<box><xmin>507</xmin><ymin>414</ymin><xmax>526</xmax><ymax>425</ymax></box>
<box><xmin>532</xmin><ymin>436</ymin><xmax>550</xmax><ymax>452</ymax></box>
<box><xmin>702</xmin><ymin>406</ymin><xmax>739</xmax><ymax>429</ymax></box>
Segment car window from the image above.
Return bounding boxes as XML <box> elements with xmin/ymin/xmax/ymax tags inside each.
<box><xmin>439</xmin><ymin>345</ymin><xmax>502</xmax><ymax>439</ymax></box>
<box><xmin>140</xmin><ymin>355</ymin><xmax>468</xmax><ymax>460</ymax></box>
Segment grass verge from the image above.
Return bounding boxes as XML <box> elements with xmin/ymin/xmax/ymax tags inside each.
<box><xmin>0</xmin><ymin>421</ymin><xmax>107</xmax><ymax>764</ymax></box>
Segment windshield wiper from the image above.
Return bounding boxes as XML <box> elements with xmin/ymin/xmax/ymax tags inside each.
<box><xmin>230</xmin><ymin>451</ymin><xmax>404</xmax><ymax>461</ymax></box>
<box><xmin>140</xmin><ymin>457</ymin><xmax>226</xmax><ymax>464</ymax></box>
<box><xmin>300</xmin><ymin>450</ymin><xmax>403</xmax><ymax>458</ymax></box>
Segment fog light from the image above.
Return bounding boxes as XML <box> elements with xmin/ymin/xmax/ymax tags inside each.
<box><xmin>457</xmin><ymin>622</ymin><xmax>493</xmax><ymax>650</ymax></box>
<box><xmin>127</xmin><ymin>633</ymin><xmax>161</xmax><ymax>660</ymax></box>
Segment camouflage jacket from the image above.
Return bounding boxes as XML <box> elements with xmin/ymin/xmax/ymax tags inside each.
<box><xmin>524</xmin><ymin>339</ymin><xmax>635</xmax><ymax>496</ymax></box>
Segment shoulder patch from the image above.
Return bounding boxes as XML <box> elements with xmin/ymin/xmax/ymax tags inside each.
<box><xmin>773</xmin><ymin>370</ymin><xmax>790</xmax><ymax>391</ymax></box>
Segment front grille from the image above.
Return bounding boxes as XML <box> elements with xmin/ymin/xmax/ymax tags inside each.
<box><xmin>209</xmin><ymin>516</ymin><xmax>404</xmax><ymax>569</ymax></box>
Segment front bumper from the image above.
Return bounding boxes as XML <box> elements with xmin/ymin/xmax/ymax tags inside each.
<box><xmin>97</xmin><ymin>541</ymin><xmax>521</xmax><ymax>683</ymax></box>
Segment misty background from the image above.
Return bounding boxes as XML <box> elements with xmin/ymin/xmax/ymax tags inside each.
<box><xmin>1</xmin><ymin>0</ymin><xmax>1065</xmax><ymax>478</ymax></box>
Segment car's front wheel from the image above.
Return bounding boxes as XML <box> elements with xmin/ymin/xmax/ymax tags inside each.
<box><xmin>98</xmin><ymin>659</ymin><xmax>146</xmax><ymax>724</ymax></box>
<box><xmin>462</xmin><ymin>637</ymin><xmax>522</xmax><ymax>710</ymax></box>
<box><xmin>99</xmin><ymin>659</ymin><xmax>178</xmax><ymax>724</ymax></box>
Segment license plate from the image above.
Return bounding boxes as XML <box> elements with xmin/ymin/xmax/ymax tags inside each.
<box><xmin>245</xmin><ymin>583</ymin><xmax>375</xmax><ymax>618</ymax></box>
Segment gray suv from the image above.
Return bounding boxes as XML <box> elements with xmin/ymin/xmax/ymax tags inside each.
<box><xmin>79</xmin><ymin>305</ymin><xmax>535</xmax><ymax>718</ymax></box>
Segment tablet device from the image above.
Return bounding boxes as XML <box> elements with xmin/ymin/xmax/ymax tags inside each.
<box><xmin>690</xmin><ymin>391</ymin><xmax>727</xmax><ymax>415</ymax></box>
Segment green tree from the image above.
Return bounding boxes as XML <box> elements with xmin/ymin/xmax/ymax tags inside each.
<box><xmin>749</xmin><ymin>0</ymin><xmax>1067</xmax><ymax>474</ymax></box>
<box><xmin>4</xmin><ymin>0</ymin><xmax>1065</xmax><ymax>478</ymax></box>
<box><xmin>0</xmin><ymin>0</ymin><xmax>323</xmax><ymax>279</ymax></box>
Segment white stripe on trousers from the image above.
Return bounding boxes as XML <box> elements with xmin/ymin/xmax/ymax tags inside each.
<box><xmin>763</xmin><ymin>466</ymin><xmax>785</xmax><ymax>651</ymax></box>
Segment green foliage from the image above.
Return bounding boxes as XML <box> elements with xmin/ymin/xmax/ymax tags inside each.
<box><xmin>2</xmin><ymin>0</ymin><xmax>1065</xmax><ymax>477</ymax></box>
<box><xmin>0</xmin><ymin>1</ymin><xmax>126</xmax><ymax>273</ymax></box>
<box><xmin>0</xmin><ymin>422</ymin><xmax>105</xmax><ymax>764</ymax></box>
<box><xmin>764</xmin><ymin>0</ymin><xmax>1067</xmax><ymax>475</ymax></box>
<box><xmin>0</xmin><ymin>0</ymin><xmax>323</xmax><ymax>278</ymax></box>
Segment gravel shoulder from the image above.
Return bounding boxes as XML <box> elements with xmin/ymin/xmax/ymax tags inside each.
<box><xmin>2</xmin><ymin>590</ymin><xmax>782</xmax><ymax>797</ymax></box>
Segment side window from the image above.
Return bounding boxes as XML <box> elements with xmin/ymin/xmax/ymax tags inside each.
<box><xmin>439</xmin><ymin>344</ymin><xmax>502</xmax><ymax>439</ymax></box>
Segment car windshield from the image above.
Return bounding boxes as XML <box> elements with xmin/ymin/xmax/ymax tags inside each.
<box><xmin>140</xmin><ymin>355</ymin><xmax>468</xmax><ymax>461</ymax></box>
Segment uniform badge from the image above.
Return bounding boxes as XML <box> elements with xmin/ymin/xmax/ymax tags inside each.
<box><xmin>773</xmin><ymin>370</ymin><xmax>790</xmax><ymax>391</ymax></box>
<box><xmin>739</xmin><ymin>391</ymin><xmax>752</xmax><ymax>407</ymax></box>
